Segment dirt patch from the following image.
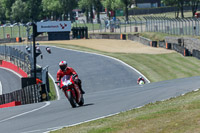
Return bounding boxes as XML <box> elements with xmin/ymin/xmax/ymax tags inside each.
<box><xmin>39</xmin><ymin>39</ymin><xmax>174</xmax><ymax>54</ymax></box>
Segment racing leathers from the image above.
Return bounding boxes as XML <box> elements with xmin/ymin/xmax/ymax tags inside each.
<box><xmin>57</xmin><ymin>67</ymin><xmax>85</xmax><ymax>94</ymax></box>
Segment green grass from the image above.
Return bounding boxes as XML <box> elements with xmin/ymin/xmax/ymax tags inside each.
<box><xmin>51</xmin><ymin>90</ymin><xmax>200</xmax><ymax>133</ymax></box>
<box><xmin>139</xmin><ymin>32</ymin><xmax>200</xmax><ymax>41</ymax></box>
<box><xmin>108</xmin><ymin>53</ymin><xmax>200</xmax><ymax>82</ymax></box>
<box><xmin>48</xmin><ymin>77</ymin><xmax>57</xmax><ymax>101</ymax></box>
<box><xmin>0</xmin><ymin>26</ymin><xmax>29</xmax><ymax>39</ymax></box>
<box><xmin>72</xmin><ymin>23</ymin><xmax>101</xmax><ymax>31</ymax></box>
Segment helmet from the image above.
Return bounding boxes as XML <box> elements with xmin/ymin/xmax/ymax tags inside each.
<box><xmin>59</xmin><ymin>61</ymin><xmax>67</xmax><ymax>71</ymax></box>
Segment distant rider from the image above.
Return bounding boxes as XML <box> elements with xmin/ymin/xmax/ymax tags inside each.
<box><xmin>57</xmin><ymin>61</ymin><xmax>85</xmax><ymax>94</ymax></box>
<box><xmin>137</xmin><ymin>76</ymin><xmax>145</xmax><ymax>84</ymax></box>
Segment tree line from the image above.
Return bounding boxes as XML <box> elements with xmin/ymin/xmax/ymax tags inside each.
<box><xmin>0</xmin><ymin>0</ymin><xmax>200</xmax><ymax>24</ymax></box>
<box><xmin>162</xmin><ymin>0</ymin><xmax>200</xmax><ymax>18</ymax></box>
<box><xmin>0</xmin><ymin>0</ymin><xmax>133</xmax><ymax>24</ymax></box>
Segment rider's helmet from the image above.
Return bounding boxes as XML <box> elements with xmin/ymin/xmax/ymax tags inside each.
<box><xmin>59</xmin><ymin>61</ymin><xmax>67</xmax><ymax>71</ymax></box>
<box><xmin>139</xmin><ymin>76</ymin><xmax>142</xmax><ymax>79</ymax></box>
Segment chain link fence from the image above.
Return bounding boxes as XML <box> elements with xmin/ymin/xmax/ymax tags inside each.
<box><xmin>72</xmin><ymin>17</ymin><xmax>146</xmax><ymax>34</ymax></box>
<box><xmin>144</xmin><ymin>16</ymin><xmax>200</xmax><ymax>36</ymax></box>
<box><xmin>0</xmin><ymin>24</ymin><xmax>30</xmax><ymax>39</ymax></box>
<box><xmin>72</xmin><ymin>16</ymin><xmax>200</xmax><ymax>36</ymax></box>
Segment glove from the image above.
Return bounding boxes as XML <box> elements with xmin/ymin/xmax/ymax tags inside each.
<box><xmin>72</xmin><ymin>74</ymin><xmax>78</xmax><ymax>79</ymax></box>
<box><xmin>57</xmin><ymin>83</ymin><xmax>61</xmax><ymax>89</ymax></box>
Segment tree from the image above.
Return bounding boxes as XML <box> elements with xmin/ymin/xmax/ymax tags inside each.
<box><xmin>102</xmin><ymin>0</ymin><xmax>118</xmax><ymax>20</ymax></box>
<box><xmin>26</xmin><ymin>0</ymin><xmax>43</xmax><ymax>21</ymax></box>
<box><xmin>1</xmin><ymin>0</ymin><xmax>15</xmax><ymax>21</ymax></box>
<box><xmin>11</xmin><ymin>0</ymin><xmax>28</xmax><ymax>22</ymax></box>
<box><xmin>120</xmin><ymin>0</ymin><xmax>133</xmax><ymax>21</ymax></box>
<box><xmin>93</xmin><ymin>0</ymin><xmax>102</xmax><ymax>23</ymax></box>
<box><xmin>0</xmin><ymin>1</ymin><xmax>6</xmax><ymax>24</ymax></box>
<box><xmin>79</xmin><ymin>0</ymin><xmax>93</xmax><ymax>23</ymax></box>
<box><xmin>190</xmin><ymin>0</ymin><xmax>200</xmax><ymax>17</ymax></box>
<box><xmin>42</xmin><ymin>0</ymin><xmax>62</xmax><ymax>20</ymax></box>
<box><xmin>59</xmin><ymin>0</ymin><xmax>69</xmax><ymax>20</ymax></box>
<box><xmin>162</xmin><ymin>0</ymin><xmax>193</xmax><ymax>18</ymax></box>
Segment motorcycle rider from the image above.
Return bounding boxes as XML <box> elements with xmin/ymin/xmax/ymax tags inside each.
<box><xmin>137</xmin><ymin>76</ymin><xmax>145</xmax><ymax>84</ymax></box>
<box><xmin>57</xmin><ymin>61</ymin><xmax>85</xmax><ymax>94</ymax></box>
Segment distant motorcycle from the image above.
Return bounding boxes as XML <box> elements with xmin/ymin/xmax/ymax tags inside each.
<box><xmin>56</xmin><ymin>75</ymin><xmax>84</xmax><ymax>108</ymax></box>
<box><xmin>138</xmin><ymin>80</ymin><xmax>145</xmax><ymax>85</ymax></box>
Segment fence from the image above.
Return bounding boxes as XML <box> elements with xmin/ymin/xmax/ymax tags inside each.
<box><xmin>73</xmin><ymin>17</ymin><xmax>146</xmax><ymax>34</ymax></box>
<box><xmin>72</xmin><ymin>15</ymin><xmax>200</xmax><ymax>37</ymax></box>
<box><xmin>0</xmin><ymin>84</ymin><xmax>41</xmax><ymax>105</ymax></box>
<box><xmin>144</xmin><ymin>16</ymin><xmax>200</xmax><ymax>36</ymax></box>
<box><xmin>0</xmin><ymin>24</ymin><xmax>30</xmax><ymax>39</ymax></box>
<box><xmin>0</xmin><ymin>45</ymin><xmax>32</xmax><ymax>75</ymax></box>
<box><xmin>128</xmin><ymin>6</ymin><xmax>197</xmax><ymax>16</ymax></box>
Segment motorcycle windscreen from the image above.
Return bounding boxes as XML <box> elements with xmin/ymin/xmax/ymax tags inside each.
<box><xmin>61</xmin><ymin>75</ymin><xmax>71</xmax><ymax>82</ymax></box>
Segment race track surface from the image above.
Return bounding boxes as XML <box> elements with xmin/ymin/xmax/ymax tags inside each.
<box><xmin>0</xmin><ymin>67</ymin><xmax>21</xmax><ymax>94</ymax></box>
<box><xmin>0</xmin><ymin>46</ymin><xmax>200</xmax><ymax>133</ymax></box>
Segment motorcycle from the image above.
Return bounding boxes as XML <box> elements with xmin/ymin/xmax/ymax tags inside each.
<box><xmin>138</xmin><ymin>80</ymin><xmax>145</xmax><ymax>85</ymax></box>
<box><xmin>56</xmin><ymin>75</ymin><xmax>84</xmax><ymax>108</ymax></box>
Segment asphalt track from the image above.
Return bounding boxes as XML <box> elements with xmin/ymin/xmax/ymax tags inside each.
<box><xmin>0</xmin><ymin>67</ymin><xmax>21</xmax><ymax>94</ymax></box>
<box><xmin>0</xmin><ymin>46</ymin><xmax>200</xmax><ymax>133</ymax></box>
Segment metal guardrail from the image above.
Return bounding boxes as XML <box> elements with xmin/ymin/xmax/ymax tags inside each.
<box><xmin>0</xmin><ymin>84</ymin><xmax>41</xmax><ymax>105</ymax></box>
<box><xmin>0</xmin><ymin>45</ymin><xmax>32</xmax><ymax>75</ymax></box>
<box><xmin>0</xmin><ymin>45</ymin><xmax>44</xmax><ymax>105</ymax></box>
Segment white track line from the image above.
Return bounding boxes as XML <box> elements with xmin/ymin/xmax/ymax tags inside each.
<box><xmin>48</xmin><ymin>45</ymin><xmax>150</xmax><ymax>83</ymax></box>
<box><xmin>0</xmin><ymin>67</ymin><xmax>22</xmax><ymax>78</ymax></box>
<box><xmin>0</xmin><ymin>102</ymin><xmax>50</xmax><ymax>123</ymax></box>
<box><xmin>0</xmin><ymin>81</ymin><xmax>2</xmax><ymax>95</ymax></box>
<box><xmin>48</xmin><ymin>73</ymin><xmax>60</xmax><ymax>100</ymax></box>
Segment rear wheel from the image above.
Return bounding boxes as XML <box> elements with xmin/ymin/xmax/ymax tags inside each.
<box><xmin>67</xmin><ymin>91</ymin><xmax>77</xmax><ymax>108</ymax></box>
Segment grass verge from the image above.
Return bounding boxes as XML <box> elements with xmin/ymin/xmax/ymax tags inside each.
<box><xmin>52</xmin><ymin>90</ymin><xmax>200</xmax><ymax>133</ymax></box>
<box><xmin>139</xmin><ymin>32</ymin><xmax>200</xmax><ymax>41</ymax></box>
<box><xmin>48</xmin><ymin>77</ymin><xmax>57</xmax><ymax>101</ymax></box>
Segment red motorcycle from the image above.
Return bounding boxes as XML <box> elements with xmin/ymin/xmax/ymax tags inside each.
<box><xmin>56</xmin><ymin>75</ymin><xmax>84</xmax><ymax>108</ymax></box>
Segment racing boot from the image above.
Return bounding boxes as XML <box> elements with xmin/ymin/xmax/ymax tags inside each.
<box><xmin>79</xmin><ymin>86</ymin><xmax>85</xmax><ymax>94</ymax></box>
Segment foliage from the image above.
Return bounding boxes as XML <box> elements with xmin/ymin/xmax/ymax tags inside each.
<box><xmin>1</xmin><ymin>0</ymin><xmax>15</xmax><ymax>21</ymax></box>
<box><xmin>162</xmin><ymin>0</ymin><xmax>200</xmax><ymax>18</ymax></box>
<box><xmin>42</xmin><ymin>0</ymin><xmax>62</xmax><ymax>20</ymax></box>
<box><xmin>2</xmin><ymin>0</ymin><xmax>200</xmax><ymax>23</ymax></box>
<box><xmin>0</xmin><ymin>1</ymin><xmax>6</xmax><ymax>24</ymax></box>
<box><xmin>11</xmin><ymin>0</ymin><xmax>28</xmax><ymax>23</ymax></box>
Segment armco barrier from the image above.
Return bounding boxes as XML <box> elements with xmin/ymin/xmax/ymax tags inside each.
<box><xmin>89</xmin><ymin>33</ymin><xmax>121</xmax><ymax>40</ymax></box>
<box><xmin>172</xmin><ymin>43</ymin><xmax>190</xmax><ymax>56</ymax></box>
<box><xmin>90</xmin><ymin>33</ymin><xmax>152</xmax><ymax>46</ymax></box>
<box><xmin>193</xmin><ymin>49</ymin><xmax>200</xmax><ymax>59</ymax></box>
<box><xmin>166</xmin><ymin>43</ymin><xmax>172</xmax><ymax>49</ymax></box>
<box><xmin>0</xmin><ymin>45</ymin><xmax>32</xmax><ymax>75</ymax></box>
<box><xmin>0</xmin><ymin>38</ymin><xmax>16</xmax><ymax>44</ymax></box>
<box><xmin>159</xmin><ymin>41</ymin><xmax>166</xmax><ymax>48</ymax></box>
<box><xmin>150</xmin><ymin>41</ymin><xmax>157</xmax><ymax>47</ymax></box>
<box><xmin>0</xmin><ymin>84</ymin><xmax>40</xmax><ymax>106</ymax></box>
<box><xmin>128</xmin><ymin>34</ymin><xmax>151</xmax><ymax>46</ymax></box>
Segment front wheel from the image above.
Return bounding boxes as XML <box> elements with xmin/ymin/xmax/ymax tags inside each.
<box><xmin>78</xmin><ymin>95</ymin><xmax>84</xmax><ymax>106</ymax></box>
<box><xmin>67</xmin><ymin>91</ymin><xmax>77</xmax><ymax>108</ymax></box>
